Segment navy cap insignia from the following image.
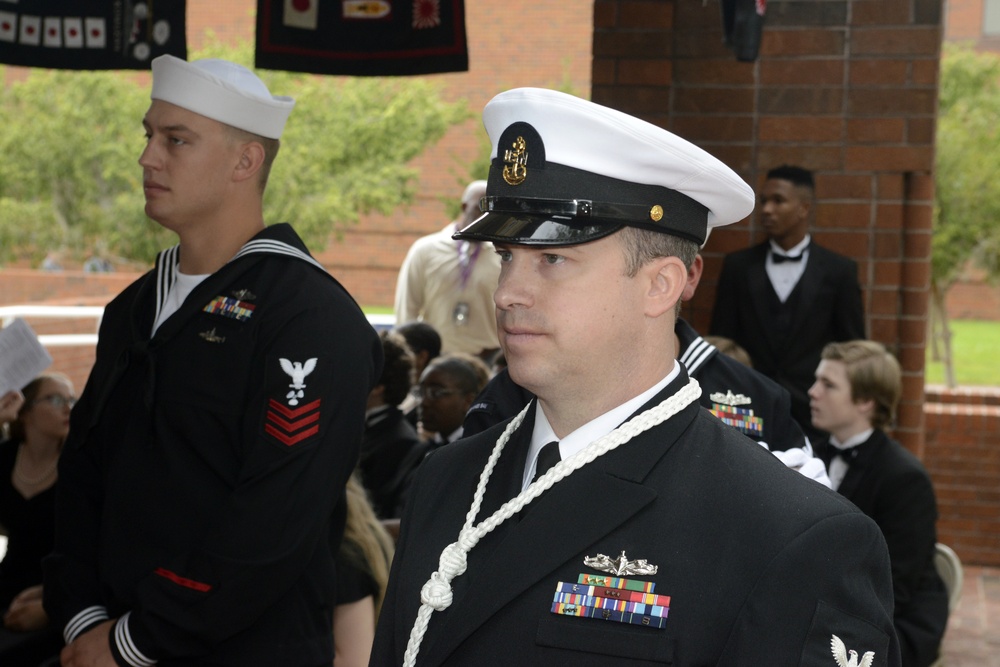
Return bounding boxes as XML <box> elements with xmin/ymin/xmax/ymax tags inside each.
<box><xmin>831</xmin><ymin>634</ymin><xmax>875</xmax><ymax>667</ymax></box>
<box><xmin>709</xmin><ymin>390</ymin><xmax>751</xmax><ymax>406</ymax></box>
<box><xmin>279</xmin><ymin>357</ymin><xmax>317</xmax><ymax>406</ymax></box>
<box><xmin>198</xmin><ymin>328</ymin><xmax>225</xmax><ymax>344</ymax></box>
<box><xmin>503</xmin><ymin>135</ymin><xmax>528</xmax><ymax>185</ymax></box>
<box><xmin>584</xmin><ymin>550</ymin><xmax>658</xmax><ymax>576</ymax></box>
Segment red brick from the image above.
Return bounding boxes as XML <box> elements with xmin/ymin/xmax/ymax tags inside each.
<box><xmin>594</xmin><ymin>0</ymin><xmax>617</xmax><ymax>28</ymax></box>
<box><xmin>849</xmin><ymin>88</ymin><xmax>938</xmax><ymax>115</ymax></box>
<box><xmin>852</xmin><ymin>27</ymin><xmax>943</xmax><ymax>56</ymax></box>
<box><xmin>760</xmin><ymin>59</ymin><xmax>845</xmax><ymax>86</ymax></box>
<box><xmin>759</xmin><ymin>87</ymin><xmax>845</xmax><ymax>115</ymax></box>
<box><xmin>870</xmin><ymin>288</ymin><xmax>900</xmax><ymax>316</ymax></box>
<box><xmin>910</xmin><ymin>59</ymin><xmax>940</xmax><ymax>86</ymax></box>
<box><xmin>760</xmin><ymin>30</ymin><xmax>847</xmax><ymax>57</ymax></box>
<box><xmin>818</xmin><ymin>174</ymin><xmax>873</xmax><ymax>200</ymax></box>
<box><xmin>901</xmin><ymin>260</ymin><xmax>931</xmax><ymax>291</ymax></box>
<box><xmin>671</xmin><ymin>115</ymin><xmax>754</xmax><ymax>142</ymax></box>
<box><xmin>593</xmin><ymin>31</ymin><xmax>672</xmax><ymax>58</ymax></box>
<box><xmin>904</xmin><ymin>201</ymin><xmax>934</xmax><ymax>232</ymax></box>
<box><xmin>877</xmin><ymin>173</ymin><xmax>906</xmax><ymax>200</ymax></box>
<box><xmin>850</xmin><ymin>59</ymin><xmax>909</xmax><ymax>85</ymax></box>
<box><xmin>851</xmin><ymin>0</ymin><xmax>912</xmax><ymax>25</ymax></box>
<box><xmin>592</xmin><ymin>58</ymin><xmax>617</xmax><ymax>85</ymax></box>
<box><xmin>873</xmin><ymin>230</ymin><xmax>903</xmax><ymax>259</ymax></box>
<box><xmin>846</xmin><ymin>118</ymin><xmax>906</xmax><ymax>143</ymax></box>
<box><xmin>618</xmin><ymin>59</ymin><xmax>673</xmax><ymax>86</ymax></box>
<box><xmin>673</xmin><ymin>60</ymin><xmax>756</xmax><ymax>86</ymax></box>
<box><xmin>672</xmin><ymin>86</ymin><xmax>756</xmax><ymax>114</ymax></box>
<box><xmin>845</xmin><ymin>146</ymin><xmax>935</xmax><ymax>172</ymax></box>
<box><xmin>758</xmin><ymin>116</ymin><xmax>842</xmax><ymax>143</ymax></box>
<box><xmin>618</xmin><ymin>1</ymin><xmax>673</xmax><ymax>29</ymax></box>
<box><xmin>755</xmin><ymin>146</ymin><xmax>844</xmax><ymax>172</ymax></box>
<box><xmin>905</xmin><ymin>172</ymin><xmax>936</xmax><ymax>202</ymax></box>
<box><xmin>815</xmin><ymin>202</ymin><xmax>873</xmax><ymax>229</ymax></box>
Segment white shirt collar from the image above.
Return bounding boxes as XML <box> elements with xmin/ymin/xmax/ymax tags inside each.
<box><xmin>830</xmin><ymin>428</ymin><xmax>874</xmax><ymax>451</ymax></box>
<box><xmin>521</xmin><ymin>363</ymin><xmax>682</xmax><ymax>491</ymax></box>
<box><xmin>769</xmin><ymin>234</ymin><xmax>811</xmax><ymax>257</ymax></box>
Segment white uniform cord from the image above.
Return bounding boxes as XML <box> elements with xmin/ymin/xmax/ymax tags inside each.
<box><xmin>402</xmin><ymin>377</ymin><xmax>701</xmax><ymax>666</ymax></box>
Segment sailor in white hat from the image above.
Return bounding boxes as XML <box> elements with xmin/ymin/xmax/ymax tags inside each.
<box><xmin>372</xmin><ymin>88</ymin><xmax>899</xmax><ymax>667</ymax></box>
<box><xmin>46</xmin><ymin>57</ymin><xmax>381</xmax><ymax>667</ymax></box>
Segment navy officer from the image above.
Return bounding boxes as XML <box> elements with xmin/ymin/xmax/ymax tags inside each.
<box><xmin>371</xmin><ymin>88</ymin><xmax>899</xmax><ymax>666</ymax></box>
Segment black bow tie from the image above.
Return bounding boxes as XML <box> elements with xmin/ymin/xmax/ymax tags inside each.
<box><xmin>771</xmin><ymin>250</ymin><xmax>806</xmax><ymax>264</ymax></box>
<box><xmin>823</xmin><ymin>444</ymin><xmax>861</xmax><ymax>467</ymax></box>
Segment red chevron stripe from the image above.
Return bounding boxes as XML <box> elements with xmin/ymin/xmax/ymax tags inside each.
<box><xmin>265</xmin><ymin>423</ymin><xmax>320</xmax><ymax>446</ymax></box>
<box><xmin>267</xmin><ymin>398</ymin><xmax>321</xmax><ymax>419</ymax></box>
<box><xmin>266</xmin><ymin>409</ymin><xmax>320</xmax><ymax>433</ymax></box>
<box><xmin>154</xmin><ymin>567</ymin><xmax>212</xmax><ymax>592</ymax></box>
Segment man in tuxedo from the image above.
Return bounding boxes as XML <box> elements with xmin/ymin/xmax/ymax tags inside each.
<box><xmin>372</xmin><ymin>88</ymin><xmax>899</xmax><ymax>666</ymax></box>
<box><xmin>710</xmin><ymin>165</ymin><xmax>864</xmax><ymax>439</ymax></box>
<box><xmin>810</xmin><ymin>341</ymin><xmax>949</xmax><ymax>667</ymax></box>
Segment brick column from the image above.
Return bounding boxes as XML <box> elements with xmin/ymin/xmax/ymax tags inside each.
<box><xmin>592</xmin><ymin>0</ymin><xmax>941</xmax><ymax>450</ymax></box>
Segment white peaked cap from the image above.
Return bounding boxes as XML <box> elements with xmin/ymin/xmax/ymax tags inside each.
<box><xmin>150</xmin><ymin>55</ymin><xmax>295</xmax><ymax>139</ymax></box>
<box><xmin>455</xmin><ymin>87</ymin><xmax>755</xmax><ymax>246</ymax></box>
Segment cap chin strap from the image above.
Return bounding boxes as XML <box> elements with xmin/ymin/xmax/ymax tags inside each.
<box><xmin>402</xmin><ymin>377</ymin><xmax>702</xmax><ymax>666</ymax></box>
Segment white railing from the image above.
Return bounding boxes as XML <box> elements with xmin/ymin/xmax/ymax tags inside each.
<box><xmin>0</xmin><ymin>305</ymin><xmax>396</xmax><ymax>347</ymax></box>
<box><xmin>0</xmin><ymin>305</ymin><xmax>104</xmax><ymax>347</ymax></box>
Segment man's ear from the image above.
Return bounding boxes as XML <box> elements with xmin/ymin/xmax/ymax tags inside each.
<box><xmin>233</xmin><ymin>141</ymin><xmax>266</xmax><ymax>183</ymax></box>
<box><xmin>643</xmin><ymin>256</ymin><xmax>687</xmax><ymax>318</ymax></box>
<box><xmin>855</xmin><ymin>397</ymin><xmax>876</xmax><ymax>422</ymax></box>
<box><xmin>681</xmin><ymin>254</ymin><xmax>704</xmax><ymax>302</ymax></box>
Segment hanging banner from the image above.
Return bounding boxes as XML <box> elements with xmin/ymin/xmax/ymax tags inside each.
<box><xmin>0</xmin><ymin>0</ymin><xmax>186</xmax><ymax>70</ymax></box>
<box><xmin>720</xmin><ymin>0</ymin><xmax>766</xmax><ymax>63</ymax></box>
<box><xmin>255</xmin><ymin>0</ymin><xmax>468</xmax><ymax>76</ymax></box>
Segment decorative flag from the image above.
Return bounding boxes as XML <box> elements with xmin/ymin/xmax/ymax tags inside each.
<box><xmin>720</xmin><ymin>0</ymin><xmax>766</xmax><ymax>62</ymax></box>
<box><xmin>0</xmin><ymin>1</ymin><xmax>185</xmax><ymax>70</ymax></box>
<box><xmin>255</xmin><ymin>0</ymin><xmax>468</xmax><ymax>76</ymax></box>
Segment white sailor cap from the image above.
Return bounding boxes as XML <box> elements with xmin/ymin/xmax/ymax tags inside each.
<box><xmin>150</xmin><ymin>55</ymin><xmax>295</xmax><ymax>139</ymax></box>
<box><xmin>454</xmin><ymin>88</ymin><xmax>754</xmax><ymax>246</ymax></box>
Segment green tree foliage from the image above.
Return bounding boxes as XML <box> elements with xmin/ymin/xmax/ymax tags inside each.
<box><xmin>0</xmin><ymin>40</ymin><xmax>469</xmax><ymax>267</ymax></box>
<box><xmin>933</xmin><ymin>43</ymin><xmax>1000</xmax><ymax>385</ymax></box>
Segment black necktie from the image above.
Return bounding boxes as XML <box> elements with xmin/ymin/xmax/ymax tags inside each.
<box><xmin>532</xmin><ymin>441</ymin><xmax>561</xmax><ymax>483</ymax></box>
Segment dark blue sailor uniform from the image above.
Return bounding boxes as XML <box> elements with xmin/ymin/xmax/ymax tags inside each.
<box><xmin>44</xmin><ymin>224</ymin><xmax>382</xmax><ymax>666</ymax></box>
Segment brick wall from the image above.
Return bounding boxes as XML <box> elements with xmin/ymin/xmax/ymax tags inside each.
<box><xmin>592</xmin><ymin>0</ymin><xmax>941</xmax><ymax>453</ymax></box>
<box><xmin>924</xmin><ymin>387</ymin><xmax>1000</xmax><ymax>567</ymax></box>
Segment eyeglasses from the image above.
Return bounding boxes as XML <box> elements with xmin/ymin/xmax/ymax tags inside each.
<box><xmin>32</xmin><ymin>394</ymin><xmax>77</xmax><ymax>409</ymax></box>
<box><xmin>416</xmin><ymin>386</ymin><xmax>466</xmax><ymax>400</ymax></box>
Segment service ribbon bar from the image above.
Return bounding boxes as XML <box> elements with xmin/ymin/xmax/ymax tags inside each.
<box><xmin>551</xmin><ymin>601</ymin><xmax>668</xmax><ymax>629</ymax></box>
<box><xmin>710</xmin><ymin>405</ymin><xmax>763</xmax><ymax>437</ymax></box>
<box><xmin>553</xmin><ymin>592</ymin><xmax>670</xmax><ymax>618</ymax></box>
<box><xmin>576</xmin><ymin>573</ymin><xmax>656</xmax><ymax>593</ymax></box>
<box><xmin>555</xmin><ymin>582</ymin><xmax>670</xmax><ymax>607</ymax></box>
<box><xmin>203</xmin><ymin>296</ymin><xmax>256</xmax><ymax>322</ymax></box>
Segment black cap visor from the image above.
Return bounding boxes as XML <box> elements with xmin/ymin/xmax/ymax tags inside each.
<box><xmin>454</xmin><ymin>209</ymin><xmax>624</xmax><ymax>246</ymax></box>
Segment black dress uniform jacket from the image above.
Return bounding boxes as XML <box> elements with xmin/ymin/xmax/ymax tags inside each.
<box><xmin>710</xmin><ymin>242</ymin><xmax>864</xmax><ymax>433</ymax></box>
<box><xmin>464</xmin><ymin>319</ymin><xmax>809</xmax><ymax>455</ymax></box>
<box><xmin>820</xmin><ymin>431</ymin><xmax>949</xmax><ymax>667</ymax></box>
<box><xmin>44</xmin><ymin>224</ymin><xmax>382</xmax><ymax>666</ymax></box>
<box><xmin>374</xmin><ymin>369</ymin><xmax>900</xmax><ymax>666</ymax></box>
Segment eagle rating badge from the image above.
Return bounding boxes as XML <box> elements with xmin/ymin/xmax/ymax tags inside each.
<box><xmin>263</xmin><ymin>357</ymin><xmax>322</xmax><ymax>447</ymax></box>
